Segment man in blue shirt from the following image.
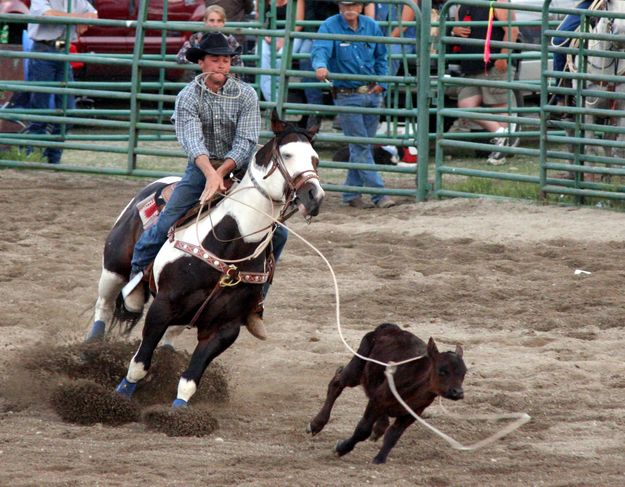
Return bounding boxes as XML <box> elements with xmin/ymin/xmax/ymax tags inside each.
<box><xmin>312</xmin><ymin>1</ymin><xmax>395</xmax><ymax>209</ymax></box>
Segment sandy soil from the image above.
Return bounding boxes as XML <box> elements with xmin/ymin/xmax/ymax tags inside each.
<box><xmin>1</xmin><ymin>168</ymin><xmax>624</xmax><ymax>487</ymax></box>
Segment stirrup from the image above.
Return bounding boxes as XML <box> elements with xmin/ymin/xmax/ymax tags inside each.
<box><xmin>121</xmin><ymin>271</ymin><xmax>144</xmax><ymax>300</ymax></box>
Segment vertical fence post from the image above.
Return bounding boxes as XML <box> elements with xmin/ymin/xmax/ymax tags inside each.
<box><xmin>126</xmin><ymin>0</ymin><xmax>150</xmax><ymax>174</ymax></box>
<box><xmin>417</xmin><ymin>0</ymin><xmax>432</xmax><ymax>201</ymax></box>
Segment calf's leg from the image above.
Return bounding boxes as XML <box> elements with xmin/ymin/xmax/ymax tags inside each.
<box><xmin>372</xmin><ymin>415</ymin><xmax>416</xmax><ymax>464</ymax></box>
<box><xmin>334</xmin><ymin>400</ymin><xmax>381</xmax><ymax>457</ymax></box>
<box><xmin>370</xmin><ymin>414</ymin><xmax>390</xmax><ymax>442</ymax></box>
<box><xmin>308</xmin><ymin>358</ymin><xmax>368</xmax><ymax>435</ymax></box>
<box><xmin>308</xmin><ymin>329</ymin><xmax>377</xmax><ymax>435</ymax></box>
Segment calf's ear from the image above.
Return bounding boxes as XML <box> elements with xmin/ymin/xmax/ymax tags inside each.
<box><xmin>426</xmin><ymin>337</ymin><xmax>439</xmax><ymax>357</ymax></box>
<box><xmin>455</xmin><ymin>345</ymin><xmax>463</xmax><ymax>358</ymax></box>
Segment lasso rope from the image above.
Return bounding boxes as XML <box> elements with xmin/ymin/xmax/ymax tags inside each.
<box><xmin>193</xmin><ymin>72</ymin><xmax>243</xmax><ymax>100</ymax></box>
<box><xmin>206</xmin><ymin>191</ymin><xmax>531</xmax><ymax>450</ymax></box>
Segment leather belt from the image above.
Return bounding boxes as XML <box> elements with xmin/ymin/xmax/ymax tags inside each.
<box><xmin>34</xmin><ymin>39</ymin><xmax>67</xmax><ymax>50</ymax></box>
<box><xmin>333</xmin><ymin>85</ymin><xmax>370</xmax><ymax>96</ymax></box>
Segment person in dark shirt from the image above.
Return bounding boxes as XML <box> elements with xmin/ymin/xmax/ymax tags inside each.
<box><xmin>452</xmin><ymin>0</ymin><xmax>518</xmax><ymax>165</ymax></box>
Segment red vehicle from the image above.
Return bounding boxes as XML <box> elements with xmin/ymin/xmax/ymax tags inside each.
<box><xmin>0</xmin><ymin>0</ymin><xmax>206</xmax><ymax>79</ymax></box>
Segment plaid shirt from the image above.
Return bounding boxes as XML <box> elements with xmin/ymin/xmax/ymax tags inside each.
<box><xmin>172</xmin><ymin>78</ymin><xmax>260</xmax><ymax>170</ymax></box>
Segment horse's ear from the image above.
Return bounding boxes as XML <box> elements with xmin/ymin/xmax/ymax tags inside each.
<box><xmin>306</xmin><ymin>122</ymin><xmax>320</xmax><ymax>139</ymax></box>
<box><xmin>255</xmin><ymin>139</ymin><xmax>275</xmax><ymax>167</ymax></box>
<box><xmin>270</xmin><ymin>109</ymin><xmax>288</xmax><ymax>135</ymax></box>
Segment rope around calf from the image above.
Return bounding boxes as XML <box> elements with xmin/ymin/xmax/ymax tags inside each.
<box><xmin>207</xmin><ymin>192</ymin><xmax>531</xmax><ymax>450</ymax></box>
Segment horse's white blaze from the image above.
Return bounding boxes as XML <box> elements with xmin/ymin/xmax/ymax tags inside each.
<box><xmin>127</xmin><ymin>353</ymin><xmax>148</xmax><ymax>383</ymax></box>
<box><xmin>94</xmin><ymin>268</ymin><xmax>125</xmax><ymax>323</ymax></box>
<box><xmin>177</xmin><ymin>377</ymin><xmax>197</xmax><ymax>403</ymax></box>
<box><xmin>113</xmin><ymin>176</ymin><xmax>181</xmax><ymax>227</ymax></box>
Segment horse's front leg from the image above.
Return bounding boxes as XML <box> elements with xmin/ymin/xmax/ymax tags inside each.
<box><xmin>85</xmin><ymin>268</ymin><xmax>125</xmax><ymax>342</ymax></box>
<box><xmin>173</xmin><ymin>323</ymin><xmax>241</xmax><ymax>408</ymax></box>
<box><xmin>115</xmin><ymin>295</ymin><xmax>174</xmax><ymax>398</ymax></box>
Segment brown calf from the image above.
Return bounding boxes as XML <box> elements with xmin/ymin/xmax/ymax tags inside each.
<box><xmin>308</xmin><ymin>323</ymin><xmax>467</xmax><ymax>464</ymax></box>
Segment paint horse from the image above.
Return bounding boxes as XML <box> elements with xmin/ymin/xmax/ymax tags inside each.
<box><xmin>87</xmin><ymin>114</ymin><xmax>324</xmax><ymax>408</ymax></box>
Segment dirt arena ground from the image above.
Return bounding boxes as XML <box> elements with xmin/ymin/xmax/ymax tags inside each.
<box><xmin>1</xmin><ymin>168</ymin><xmax>624</xmax><ymax>486</ymax></box>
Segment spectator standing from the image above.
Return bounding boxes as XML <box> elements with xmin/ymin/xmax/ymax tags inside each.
<box><xmin>258</xmin><ymin>0</ymin><xmax>305</xmax><ymax>103</ymax></box>
<box><xmin>204</xmin><ymin>0</ymin><xmax>254</xmax><ymax>47</ymax></box>
<box><xmin>374</xmin><ymin>0</ymin><xmax>418</xmax><ymax>76</ymax></box>
<box><xmin>176</xmin><ymin>5</ymin><xmax>243</xmax><ymax>80</ymax></box>
<box><xmin>26</xmin><ymin>0</ymin><xmax>98</xmax><ymax>164</ymax></box>
<box><xmin>452</xmin><ymin>0</ymin><xmax>518</xmax><ymax>165</ymax></box>
<box><xmin>312</xmin><ymin>1</ymin><xmax>395</xmax><ymax>209</ymax></box>
<box><xmin>124</xmin><ymin>33</ymin><xmax>280</xmax><ymax>340</ymax></box>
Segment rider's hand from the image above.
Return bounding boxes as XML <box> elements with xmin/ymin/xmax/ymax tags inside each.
<box><xmin>369</xmin><ymin>84</ymin><xmax>384</xmax><ymax>95</ymax></box>
<box><xmin>200</xmin><ymin>171</ymin><xmax>226</xmax><ymax>204</ymax></box>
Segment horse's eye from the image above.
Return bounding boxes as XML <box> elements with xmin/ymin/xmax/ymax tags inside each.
<box><xmin>438</xmin><ymin>368</ymin><xmax>448</xmax><ymax>377</ymax></box>
<box><xmin>282</xmin><ymin>153</ymin><xmax>292</xmax><ymax>159</ymax></box>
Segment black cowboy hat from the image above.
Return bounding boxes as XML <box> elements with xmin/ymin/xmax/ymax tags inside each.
<box><xmin>185</xmin><ymin>32</ymin><xmax>242</xmax><ymax>64</ymax></box>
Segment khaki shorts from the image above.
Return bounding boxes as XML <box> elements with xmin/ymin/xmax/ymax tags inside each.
<box><xmin>458</xmin><ymin>67</ymin><xmax>512</xmax><ymax>105</ymax></box>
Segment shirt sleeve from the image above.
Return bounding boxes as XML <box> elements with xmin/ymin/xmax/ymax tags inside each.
<box><xmin>224</xmin><ymin>86</ymin><xmax>260</xmax><ymax>170</ymax></box>
<box><xmin>29</xmin><ymin>0</ymin><xmax>52</xmax><ymax>16</ymax></box>
<box><xmin>173</xmin><ymin>87</ymin><xmax>210</xmax><ymax>164</ymax></box>
<box><xmin>311</xmin><ymin>23</ymin><xmax>333</xmax><ymax>70</ymax></box>
<box><xmin>373</xmin><ymin>24</ymin><xmax>388</xmax><ymax>88</ymax></box>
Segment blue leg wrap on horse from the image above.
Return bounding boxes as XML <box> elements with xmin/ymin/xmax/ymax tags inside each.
<box><xmin>115</xmin><ymin>378</ymin><xmax>137</xmax><ymax>398</ymax></box>
<box><xmin>172</xmin><ymin>398</ymin><xmax>188</xmax><ymax>409</ymax></box>
<box><xmin>85</xmin><ymin>320</ymin><xmax>106</xmax><ymax>342</ymax></box>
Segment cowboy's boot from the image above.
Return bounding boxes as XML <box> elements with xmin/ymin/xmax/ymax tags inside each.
<box><xmin>246</xmin><ymin>303</ymin><xmax>267</xmax><ymax>340</ymax></box>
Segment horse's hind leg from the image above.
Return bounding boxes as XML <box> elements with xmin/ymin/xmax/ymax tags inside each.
<box><xmin>85</xmin><ymin>268</ymin><xmax>125</xmax><ymax>342</ymax></box>
<box><xmin>115</xmin><ymin>295</ymin><xmax>174</xmax><ymax>398</ymax></box>
<box><xmin>173</xmin><ymin>324</ymin><xmax>240</xmax><ymax>408</ymax></box>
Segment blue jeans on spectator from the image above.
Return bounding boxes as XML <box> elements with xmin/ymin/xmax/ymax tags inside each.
<box><xmin>260</xmin><ymin>38</ymin><xmax>319</xmax><ymax>103</ymax></box>
<box><xmin>334</xmin><ymin>92</ymin><xmax>386</xmax><ymax>204</ymax></box>
<box><xmin>552</xmin><ymin>0</ymin><xmax>593</xmax><ymax>74</ymax></box>
<box><xmin>296</xmin><ymin>39</ymin><xmax>324</xmax><ymax>106</ymax></box>
<box><xmin>27</xmin><ymin>43</ymin><xmax>75</xmax><ymax>165</ymax></box>
<box><xmin>132</xmin><ymin>161</ymin><xmax>287</xmax><ymax>299</ymax></box>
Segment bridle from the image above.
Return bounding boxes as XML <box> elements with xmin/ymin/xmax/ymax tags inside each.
<box><xmin>259</xmin><ymin>130</ymin><xmax>321</xmax><ymax>222</ymax></box>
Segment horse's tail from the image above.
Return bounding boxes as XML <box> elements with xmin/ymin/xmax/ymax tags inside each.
<box><xmin>110</xmin><ymin>291</ymin><xmax>146</xmax><ymax>336</ymax></box>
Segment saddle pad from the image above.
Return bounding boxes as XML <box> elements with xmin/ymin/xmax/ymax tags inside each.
<box><xmin>136</xmin><ymin>182</ymin><xmax>178</xmax><ymax>229</ymax></box>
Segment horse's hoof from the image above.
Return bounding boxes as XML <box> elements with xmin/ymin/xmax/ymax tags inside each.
<box><xmin>84</xmin><ymin>320</ymin><xmax>105</xmax><ymax>343</ymax></box>
<box><xmin>172</xmin><ymin>398</ymin><xmax>188</xmax><ymax>409</ymax></box>
<box><xmin>115</xmin><ymin>378</ymin><xmax>137</xmax><ymax>399</ymax></box>
<box><xmin>161</xmin><ymin>343</ymin><xmax>176</xmax><ymax>352</ymax></box>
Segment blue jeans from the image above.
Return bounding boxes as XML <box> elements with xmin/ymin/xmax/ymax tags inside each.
<box><xmin>552</xmin><ymin>0</ymin><xmax>593</xmax><ymax>74</ymax></box>
<box><xmin>27</xmin><ymin>44</ymin><xmax>75</xmax><ymax>165</ymax></box>
<box><xmin>132</xmin><ymin>162</ymin><xmax>288</xmax><ymax>299</ymax></box>
<box><xmin>334</xmin><ymin>92</ymin><xmax>386</xmax><ymax>204</ymax></box>
<box><xmin>259</xmin><ymin>38</ymin><xmax>319</xmax><ymax>103</ymax></box>
<box><xmin>296</xmin><ymin>39</ymin><xmax>324</xmax><ymax>106</ymax></box>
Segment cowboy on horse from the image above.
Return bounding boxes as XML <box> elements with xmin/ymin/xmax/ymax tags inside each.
<box><xmin>121</xmin><ymin>32</ymin><xmax>283</xmax><ymax>340</ymax></box>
